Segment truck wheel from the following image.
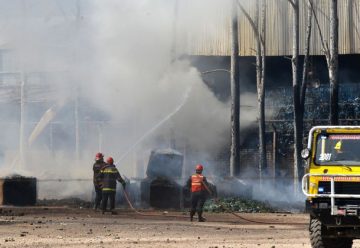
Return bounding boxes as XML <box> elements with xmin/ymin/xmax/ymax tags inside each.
<box><xmin>309</xmin><ymin>217</ymin><xmax>353</xmax><ymax>248</ymax></box>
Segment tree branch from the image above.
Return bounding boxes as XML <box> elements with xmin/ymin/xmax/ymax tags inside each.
<box><xmin>300</xmin><ymin>0</ymin><xmax>313</xmax><ymax>108</ymax></box>
<box><xmin>309</xmin><ymin>0</ymin><xmax>330</xmax><ymax>61</ymax></box>
<box><xmin>286</xmin><ymin>0</ymin><xmax>296</xmax><ymax>9</ymax></box>
<box><xmin>236</xmin><ymin>1</ymin><xmax>262</xmax><ymax>44</ymax></box>
<box><xmin>201</xmin><ymin>69</ymin><xmax>230</xmax><ymax>74</ymax></box>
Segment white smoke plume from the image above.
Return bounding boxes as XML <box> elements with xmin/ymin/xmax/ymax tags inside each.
<box><xmin>0</xmin><ymin>0</ymin><xmax>265</xmax><ymax>200</ymax></box>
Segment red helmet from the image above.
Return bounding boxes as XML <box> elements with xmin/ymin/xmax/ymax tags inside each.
<box><xmin>195</xmin><ymin>164</ymin><xmax>203</xmax><ymax>171</ymax></box>
<box><xmin>95</xmin><ymin>152</ymin><xmax>104</xmax><ymax>161</ymax></box>
<box><xmin>106</xmin><ymin>157</ymin><xmax>114</xmax><ymax>164</ymax></box>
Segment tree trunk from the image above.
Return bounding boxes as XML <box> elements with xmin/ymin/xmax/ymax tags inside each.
<box><xmin>298</xmin><ymin>0</ymin><xmax>313</xmax><ymax>179</ymax></box>
<box><xmin>238</xmin><ymin>0</ymin><xmax>266</xmax><ymax>183</ymax></box>
<box><xmin>300</xmin><ymin>0</ymin><xmax>313</xmax><ymax>108</ymax></box>
<box><xmin>290</xmin><ymin>0</ymin><xmax>301</xmax><ymax>192</ymax></box>
<box><xmin>254</xmin><ymin>0</ymin><xmax>264</xmax><ymax>184</ymax></box>
<box><xmin>258</xmin><ymin>0</ymin><xmax>267</xmax><ymax>184</ymax></box>
<box><xmin>329</xmin><ymin>0</ymin><xmax>339</xmax><ymax>125</ymax></box>
<box><xmin>230</xmin><ymin>0</ymin><xmax>240</xmax><ymax>177</ymax></box>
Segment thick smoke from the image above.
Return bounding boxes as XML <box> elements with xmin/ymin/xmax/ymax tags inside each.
<box><xmin>0</xmin><ymin>0</ymin><xmax>272</xmax><ymax>201</ymax></box>
<box><xmin>0</xmin><ymin>0</ymin><xmax>226</xmax><ymax>198</ymax></box>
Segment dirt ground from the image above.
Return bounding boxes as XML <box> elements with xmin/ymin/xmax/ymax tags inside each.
<box><xmin>0</xmin><ymin>207</ymin><xmax>360</xmax><ymax>248</ymax></box>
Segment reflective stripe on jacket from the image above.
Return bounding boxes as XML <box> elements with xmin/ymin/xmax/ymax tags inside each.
<box><xmin>102</xmin><ymin>188</ymin><xmax>116</xmax><ymax>192</ymax></box>
<box><xmin>191</xmin><ymin>174</ymin><xmax>205</xmax><ymax>192</ymax></box>
<box><xmin>97</xmin><ymin>164</ymin><xmax>125</xmax><ymax>191</ymax></box>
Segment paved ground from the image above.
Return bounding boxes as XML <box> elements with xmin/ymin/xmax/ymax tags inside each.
<box><xmin>0</xmin><ymin>207</ymin><xmax>359</xmax><ymax>248</ymax></box>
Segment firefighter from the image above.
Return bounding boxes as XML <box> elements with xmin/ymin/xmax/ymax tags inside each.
<box><xmin>93</xmin><ymin>152</ymin><xmax>106</xmax><ymax>210</ymax></box>
<box><xmin>186</xmin><ymin>164</ymin><xmax>208</xmax><ymax>222</ymax></box>
<box><xmin>98</xmin><ymin>157</ymin><xmax>126</xmax><ymax>214</ymax></box>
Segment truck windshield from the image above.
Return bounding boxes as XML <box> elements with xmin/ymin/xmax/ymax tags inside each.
<box><xmin>315</xmin><ymin>134</ymin><xmax>360</xmax><ymax>165</ymax></box>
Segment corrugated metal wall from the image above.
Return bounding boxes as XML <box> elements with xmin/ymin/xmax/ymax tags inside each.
<box><xmin>179</xmin><ymin>0</ymin><xmax>360</xmax><ymax>56</ymax></box>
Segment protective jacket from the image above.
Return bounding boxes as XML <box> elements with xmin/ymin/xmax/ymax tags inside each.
<box><xmin>187</xmin><ymin>174</ymin><xmax>208</xmax><ymax>193</ymax></box>
<box><xmin>93</xmin><ymin>160</ymin><xmax>106</xmax><ymax>186</ymax></box>
<box><xmin>98</xmin><ymin>164</ymin><xmax>126</xmax><ymax>192</ymax></box>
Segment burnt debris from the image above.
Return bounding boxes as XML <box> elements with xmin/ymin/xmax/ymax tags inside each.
<box><xmin>141</xmin><ymin>149</ymin><xmax>184</xmax><ymax>209</ymax></box>
<box><xmin>0</xmin><ymin>175</ymin><xmax>37</xmax><ymax>206</ymax></box>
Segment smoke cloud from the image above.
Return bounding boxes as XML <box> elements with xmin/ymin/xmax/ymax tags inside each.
<box><xmin>0</xmin><ymin>0</ymin><xmax>270</xmax><ymax>201</ymax></box>
<box><xmin>0</xmin><ymin>1</ymin><xmax>215</xmax><ymax>197</ymax></box>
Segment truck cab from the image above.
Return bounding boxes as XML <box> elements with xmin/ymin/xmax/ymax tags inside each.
<box><xmin>302</xmin><ymin>126</ymin><xmax>360</xmax><ymax>248</ymax></box>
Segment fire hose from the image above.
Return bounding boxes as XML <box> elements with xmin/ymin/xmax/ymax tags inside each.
<box><xmin>120</xmin><ymin>186</ymin><xmax>194</xmax><ymax>220</ymax></box>
<box><xmin>36</xmin><ymin>178</ymin><xmax>302</xmax><ymax>225</ymax></box>
<box><xmin>201</xmin><ymin>181</ymin><xmax>305</xmax><ymax>225</ymax></box>
<box><xmin>121</xmin><ymin>182</ymin><xmax>296</xmax><ymax>225</ymax></box>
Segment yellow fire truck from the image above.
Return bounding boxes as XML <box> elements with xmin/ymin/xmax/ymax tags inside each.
<box><xmin>302</xmin><ymin>126</ymin><xmax>360</xmax><ymax>248</ymax></box>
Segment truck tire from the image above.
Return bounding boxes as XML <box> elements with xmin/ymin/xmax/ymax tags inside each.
<box><xmin>309</xmin><ymin>217</ymin><xmax>353</xmax><ymax>248</ymax></box>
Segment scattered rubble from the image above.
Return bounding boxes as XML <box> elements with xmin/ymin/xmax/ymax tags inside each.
<box><xmin>37</xmin><ymin>198</ymin><xmax>92</xmax><ymax>208</ymax></box>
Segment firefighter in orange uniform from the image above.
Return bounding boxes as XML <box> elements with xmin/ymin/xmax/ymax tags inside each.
<box><xmin>186</xmin><ymin>164</ymin><xmax>208</xmax><ymax>222</ymax></box>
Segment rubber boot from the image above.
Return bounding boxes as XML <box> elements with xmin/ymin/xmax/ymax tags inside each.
<box><xmin>93</xmin><ymin>203</ymin><xmax>100</xmax><ymax>211</ymax></box>
<box><xmin>198</xmin><ymin>211</ymin><xmax>206</xmax><ymax>222</ymax></box>
<box><xmin>190</xmin><ymin>210</ymin><xmax>196</xmax><ymax>222</ymax></box>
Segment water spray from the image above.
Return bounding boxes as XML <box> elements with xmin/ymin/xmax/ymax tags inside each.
<box><xmin>116</xmin><ymin>83</ymin><xmax>193</xmax><ymax>164</ymax></box>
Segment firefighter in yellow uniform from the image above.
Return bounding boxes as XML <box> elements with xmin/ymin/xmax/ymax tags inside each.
<box><xmin>98</xmin><ymin>157</ymin><xmax>126</xmax><ymax>214</ymax></box>
<box><xmin>186</xmin><ymin>164</ymin><xmax>208</xmax><ymax>222</ymax></box>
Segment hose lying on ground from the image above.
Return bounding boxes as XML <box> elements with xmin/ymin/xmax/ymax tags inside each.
<box><xmin>121</xmin><ymin>187</ymin><xmax>193</xmax><ymax>219</ymax></box>
<box><xmin>201</xmin><ymin>182</ymin><xmax>303</xmax><ymax>225</ymax></box>
<box><xmin>38</xmin><ymin>178</ymin><xmax>303</xmax><ymax>225</ymax></box>
<box><xmin>121</xmin><ymin>185</ymin><xmax>303</xmax><ymax>225</ymax></box>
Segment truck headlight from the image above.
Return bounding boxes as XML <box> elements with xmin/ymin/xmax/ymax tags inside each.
<box><xmin>301</xmin><ymin>148</ymin><xmax>310</xmax><ymax>159</ymax></box>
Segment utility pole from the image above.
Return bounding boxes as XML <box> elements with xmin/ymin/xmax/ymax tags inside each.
<box><xmin>169</xmin><ymin>0</ymin><xmax>178</xmax><ymax>149</ymax></box>
<box><xmin>18</xmin><ymin>0</ymin><xmax>27</xmax><ymax>171</ymax></box>
<box><xmin>19</xmin><ymin>74</ymin><xmax>26</xmax><ymax>170</ymax></box>
<box><xmin>74</xmin><ymin>88</ymin><xmax>80</xmax><ymax>161</ymax></box>
<box><xmin>171</xmin><ymin>0</ymin><xmax>178</xmax><ymax>62</ymax></box>
<box><xmin>74</xmin><ymin>0</ymin><xmax>81</xmax><ymax>162</ymax></box>
<box><xmin>230</xmin><ymin>0</ymin><xmax>240</xmax><ymax>177</ymax></box>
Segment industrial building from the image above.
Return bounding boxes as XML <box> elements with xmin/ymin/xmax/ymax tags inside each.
<box><xmin>0</xmin><ymin>0</ymin><xmax>359</xmax><ymax>187</ymax></box>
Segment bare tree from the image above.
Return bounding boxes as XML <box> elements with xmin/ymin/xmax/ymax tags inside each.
<box><xmin>298</xmin><ymin>0</ymin><xmax>313</xmax><ymax>179</ymax></box>
<box><xmin>329</xmin><ymin>0</ymin><xmax>339</xmax><ymax>125</ymax></box>
<box><xmin>259</xmin><ymin>0</ymin><xmax>267</xmax><ymax>181</ymax></box>
<box><xmin>310</xmin><ymin>0</ymin><xmax>339</xmax><ymax>124</ymax></box>
<box><xmin>287</xmin><ymin>0</ymin><xmax>301</xmax><ymax>192</ymax></box>
<box><xmin>300</xmin><ymin>0</ymin><xmax>313</xmax><ymax>108</ymax></box>
<box><xmin>237</xmin><ymin>0</ymin><xmax>267</xmax><ymax>183</ymax></box>
<box><xmin>230</xmin><ymin>0</ymin><xmax>240</xmax><ymax>177</ymax></box>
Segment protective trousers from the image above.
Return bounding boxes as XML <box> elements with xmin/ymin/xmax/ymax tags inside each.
<box><xmin>190</xmin><ymin>191</ymin><xmax>206</xmax><ymax>220</ymax></box>
<box><xmin>94</xmin><ymin>185</ymin><xmax>102</xmax><ymax>209</ymax></box>
<box><xmin>102</xmin><ymin>191</ymin><xmax>116</xmax><ymax>212</ymax></box>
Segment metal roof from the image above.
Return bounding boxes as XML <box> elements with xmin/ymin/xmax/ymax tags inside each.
<box><xmin>178</xmin><ymin>0</ymin><xmax>360</xmax><ymax>56</ymax></box>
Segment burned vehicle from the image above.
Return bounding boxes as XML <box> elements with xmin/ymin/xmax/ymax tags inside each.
<box><xmin>140</xmin><ymin>149</ymin><xmax>184</xmax><ymax>208</ymax></box>
<box><xmin>139</xmin><ymin>149</ymin><xmax>217</xmax><ymax>209</ymax></box>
